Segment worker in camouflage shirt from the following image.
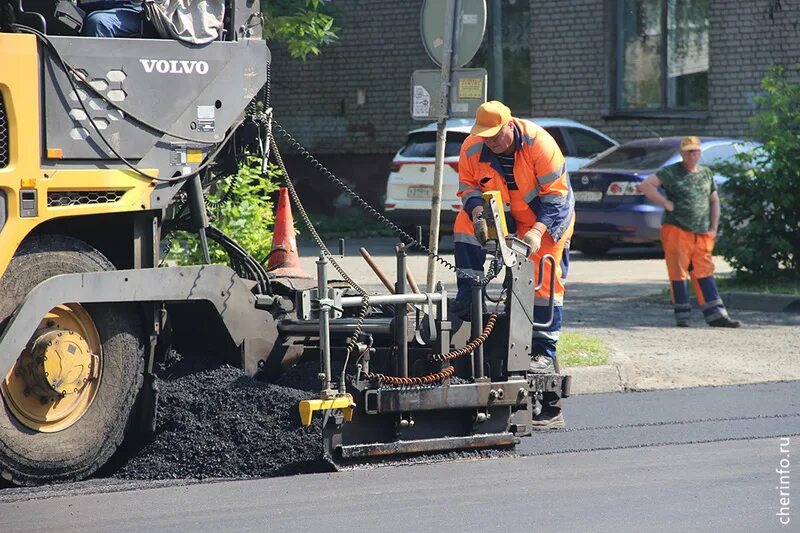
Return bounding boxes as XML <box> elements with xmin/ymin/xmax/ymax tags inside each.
<box><xmin>639</xmin><ymin>136</ymin><xmax>741</xmax><ymax>328</ymax></box>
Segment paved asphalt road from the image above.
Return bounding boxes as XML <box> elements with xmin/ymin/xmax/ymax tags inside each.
<box><xmin>2</xmin><ymin>381</ymin><xmax>797</xmax><ymax>533</ymax></box>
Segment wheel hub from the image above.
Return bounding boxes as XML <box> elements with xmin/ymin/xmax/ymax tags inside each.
<box><xmin>1</xmin><ymin>304</ymin><xmax>102</xmax><ymax>432</ymax></box>
<box><xmin>25</xmin><ymin>329</ymin><xmax>98</xmax><ymax>399</ymax></box>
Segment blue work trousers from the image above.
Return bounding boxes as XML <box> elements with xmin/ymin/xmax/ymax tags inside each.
<box><xmin>81</xmin><ymin>2</ymin><xmax>143</xmax><ymax>37</ymax></box>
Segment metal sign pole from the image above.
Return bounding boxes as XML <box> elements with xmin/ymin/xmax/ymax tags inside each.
<box><xmin>426</xmin><ymin>0</ymin><xmax>459</xmax><ymax>292</ymax></box>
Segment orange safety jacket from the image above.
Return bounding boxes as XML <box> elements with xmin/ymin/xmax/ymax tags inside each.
<box><xmin>455</xmin><ymin>117</ymin><xmax>574</xmax><ymax>242</ymax></box>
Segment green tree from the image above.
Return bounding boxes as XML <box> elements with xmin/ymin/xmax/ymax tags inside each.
<box><xmin>261</xmin><ymin>0</ymin><xmax>338</xmax><ymax>60</ymax></box>
<box><xmin>168</xmin><ymin>2</ymin><xmax>339</xmax><ymax>265</ymax></box>
<box><xmin>716</xmin><ymin>67</ymin><xmax>800</xmax><ymax>279</ymax></box>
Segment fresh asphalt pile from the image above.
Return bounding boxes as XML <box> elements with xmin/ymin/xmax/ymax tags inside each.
<box><xmin>108</xmin><ymin>351</ymin><xmax>511</xmax><ymax>481</ymax></box>
<box><xmin>111</xmin><ymin>354</ymin><xmax>328</xmax><ymax>480</ymax></box>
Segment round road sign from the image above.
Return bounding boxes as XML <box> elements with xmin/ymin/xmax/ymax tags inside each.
<box><xmin>421</xmin><ymin>0</ymin><xmax>487</xmax><ymax>69</ymax></box>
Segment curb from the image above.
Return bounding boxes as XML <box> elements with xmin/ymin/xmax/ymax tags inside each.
<box><xmin>565</xmin><ymin>350</ymin><xmax>634</xmax><ymax>395</ymax></box>
<box><xmin>566</xmin><ymin>365</ymin><xmax>622</xmax><ymax>394</ymax></box>
<box><xmin>721</xmin><ymin>291</ymin><xmax>800</xmax><ymax>313</ymax></box>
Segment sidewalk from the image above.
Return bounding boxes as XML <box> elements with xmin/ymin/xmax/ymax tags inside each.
<box><xmin>297</xmin><ymin>238</ymin><xmax>800</xmax><ymax>395</ymax></box>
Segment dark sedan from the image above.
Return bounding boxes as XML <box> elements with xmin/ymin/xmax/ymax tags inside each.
<box><xmin>569</xmin><ymin>137</ymin><xmax>759</xmax><ymax>256</ymax></box>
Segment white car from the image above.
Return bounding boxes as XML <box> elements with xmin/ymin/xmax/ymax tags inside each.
<box><xmin>383</xmin><ymin>118</ymin><xmax>619</xmax><ymax>230</ymax></box>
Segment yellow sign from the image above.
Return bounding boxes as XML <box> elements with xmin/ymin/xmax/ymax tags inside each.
<box><xmin>458</xmin><ymin>78</ymin><xmax>483</xmax><ymax>99</ymax></box>
<box><xmin>187</xmin><ymin>149</ymin><xmax>204</xmax><ymax>163</ymax></box>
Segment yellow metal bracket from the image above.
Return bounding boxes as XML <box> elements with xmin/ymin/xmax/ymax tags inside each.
<box><xmin>298</xmin><ymin>393</ymin><xmax>355</xmax><ymax>426</ymax></box>
<box><xmin>482</xmin><ymin>190</ymin><xmax>509</xmax><ymax>239</ymax></box>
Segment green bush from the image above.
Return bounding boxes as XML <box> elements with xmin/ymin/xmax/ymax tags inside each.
<box><xmin>716</xmin><ymin>67</ymin><xmax>800</xmax><ymax>279</ymax></box>
<box><xmin>169</xmin><ymin>156</ymin><xmax>280</xmax><ymax>265</ymax></box>
<box><xmin>297</xmin><ymin>213</ymin><xmax>395</xmax><ymax>240</ymax></box>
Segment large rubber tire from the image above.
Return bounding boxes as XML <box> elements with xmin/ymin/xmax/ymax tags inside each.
<box><xmin>0</xmin><ymin>235</ymin><xmax>144</xmax><ymax>485</ymax></box>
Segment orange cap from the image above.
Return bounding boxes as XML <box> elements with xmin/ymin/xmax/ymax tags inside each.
<box><xmin>470</xmin><ymin>100</ymin><xmax>511</xmax><ymax>137</ymax></box>
<box><xmin>680</xmin><ymin>136</ymin><xmax>701</xmax><ymax>151</ymax></box>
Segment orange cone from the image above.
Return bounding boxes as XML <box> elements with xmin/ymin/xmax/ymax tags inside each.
<box><xmin>265</xmin><ymin>187</ymin><xmax>312</xmax><ymax>279</ymax></box>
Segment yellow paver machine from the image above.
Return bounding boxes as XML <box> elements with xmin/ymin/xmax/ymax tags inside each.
<box><xmin>0</xmin><ymin>0</ymin><xmax>568</xmax><ymax>485</ymax></box>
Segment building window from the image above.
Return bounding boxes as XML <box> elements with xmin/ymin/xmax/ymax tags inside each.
<box><xmin>616</xmin><ymin>0</ymin><xmax>708</xmax><ymax>113</ymax></box>
<box><xmin>469</xmin><ymin>0</ymin><xmax>531</xmax><ymax>115</ymax></box>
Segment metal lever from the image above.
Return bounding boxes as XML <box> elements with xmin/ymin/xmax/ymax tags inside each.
<box><xmin>186</xmin><ymin>174</ymin><xmax>211</xmax><ymax>263</ymax></box>
<box><xmin>531</xmin><ymin>254</ymin><xmax>557</xmax><ymax>329</ymax></box>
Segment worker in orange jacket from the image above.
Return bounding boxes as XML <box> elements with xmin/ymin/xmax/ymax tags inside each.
<box><xmin>452</xmin><ymin>101</ymin><xmax>574</xmax><ymax>429</ymax></box>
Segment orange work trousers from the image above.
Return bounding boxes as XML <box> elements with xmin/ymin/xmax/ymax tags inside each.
<box><xmin>660</xmin><ymin>223</ymin><xmax>728</xmax><ymax>323</ymax></box>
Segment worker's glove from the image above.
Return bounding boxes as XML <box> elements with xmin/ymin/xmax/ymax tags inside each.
<box><xmin>522</xmin><ymin>226</ymin><xmax>545</xmax><ymax>255</ymax></box>
<box><xmin>473</xmin><ymin>214</ymin><xmax>489</xmax><ymax>246</ymax></box>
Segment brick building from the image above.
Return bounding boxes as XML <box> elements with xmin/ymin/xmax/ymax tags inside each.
<box><xmin>270</xmin><ymin>0</ymin><xmax>799</xmax><ymax>213</ymax></box>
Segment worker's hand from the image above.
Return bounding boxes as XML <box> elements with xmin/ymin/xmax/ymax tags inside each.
<box><xmin>664</xmin><ymin>200</ymin><xmax>675</xmax><ymax>212</ymax></box>
<box><xmin>522</xmin><ymin>225</ymin><xmax>545</xmax><ymax>255</ymax></box>
<box><xmin>473</xmin><ymin>214</ymin><xmax>489</xmax><ymax>246</ymax></box>
<box><xmin>707</xmin><ymin>228</ymin><xmax>718</xmax><ymax>240</ymax></box>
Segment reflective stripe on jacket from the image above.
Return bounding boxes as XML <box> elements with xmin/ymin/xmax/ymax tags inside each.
<box><xmin>456</xmin><ymin>118</ymin><xmax>574</xmax><ymax>242</ymax></box>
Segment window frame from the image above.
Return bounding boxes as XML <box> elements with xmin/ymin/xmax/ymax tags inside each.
<box><xmin>611</xmin><ymin>0</ymin><xmax>710</xmax><ymax>119</ymax></box>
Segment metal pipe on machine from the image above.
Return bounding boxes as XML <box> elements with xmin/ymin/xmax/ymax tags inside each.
<box><xmin>316</xmin><ymin>254</ymin><xmax>333</xmax><ymax>395</ymax></box>
<box><xmin>471</xmin><ymin>284</ymin><xmax>484</xmax><ymax>379</ymax></box>
<box><xmin>339</xmin><ymin>293</ymin><xmax>443</xmax><ymax>307</ymax></box>
<box><xmin>396</xmin><ymin>243</ymin><xmax>408</xmax><ymax>377</ymax></box>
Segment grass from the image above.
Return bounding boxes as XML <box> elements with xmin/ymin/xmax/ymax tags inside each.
<box><xmin>651</xmin><ymin>272</ymin><xmax>800</xmax><ymax>302</ymax></box>
<box><xmin>558</xmin><ymin>332</ymin><xmax>610</xmax><ymax>367</ymax></box>
<box><xmin>713</xmin><ymin>273</ymin><xmax>800</xmax><ymax>295</ymax></box>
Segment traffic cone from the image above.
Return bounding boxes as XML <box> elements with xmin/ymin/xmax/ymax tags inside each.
<box><xmin>265</xmin><ymin>187</ymin><xmax>312</xmax><ymax>279</ymax></box>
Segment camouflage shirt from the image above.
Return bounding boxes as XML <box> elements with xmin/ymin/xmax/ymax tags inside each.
<box><xmin>656</xmin><ymin>162</ymin><xmax>716</xmax><ymax>233</ymax></box>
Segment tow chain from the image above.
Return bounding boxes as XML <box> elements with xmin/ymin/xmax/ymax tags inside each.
<box><xmin>268</xmin><ymin>135</ymin><xmax>370</xmax><ymax>393</ymax></box>
<box><xmin>272</xmin><ymin>120</ymin><xmax>500</xmax><ymax>288</ymax></box>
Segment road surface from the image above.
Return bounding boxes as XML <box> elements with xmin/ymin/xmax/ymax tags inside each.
<box><xmin>2</xmin><ymin>381</ymin><xmax>796</xmax><ymax>532</ymax></box>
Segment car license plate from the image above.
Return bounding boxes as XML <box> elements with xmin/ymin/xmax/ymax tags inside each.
<box><xmin>575</xmin><ymin>191</ymin><xmax>602</xmax><ymax>202</ymax></box>
<box><xmin>407</xmin><ymin>187</ymin><xmax>432</xmax><ymax>199</ymax></box>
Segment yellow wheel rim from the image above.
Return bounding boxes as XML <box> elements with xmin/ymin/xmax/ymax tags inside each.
<box><xmin>1</xmin><ymin>304</ymin><xmax>103</xmax><ymax>432</ymax></box>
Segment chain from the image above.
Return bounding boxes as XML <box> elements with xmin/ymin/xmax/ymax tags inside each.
<box><xmin>272</xmin><ymin>120</ymin><xmax>499</xmax><ymax>288</ymax></box>
<box><xmin>366</xmin><ymin>365</ymin><xmax>456</xmax><ymax>386</ymax></box>
<box><xmin>428</xmin><ymin>313</ymin><xmax>497</xmax><ymax>362</ymax></box>
<box><xmin>268</xmin><ymin>133</ymin><xmax>370</xmax><ymax>387</ymax></box>
<box><xmin>366</xmin><ymin>311</ymin><xmax>497</xmax><ymax>386</ymax></box>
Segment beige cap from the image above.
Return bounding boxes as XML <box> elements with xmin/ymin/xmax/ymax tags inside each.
<box><xmin>470</xmin><ymin>100</ymin><xmax>511</xmax><ymax>137</ymax></box>
<box><xmin>680</xmin><ymin>136</ymin><xmax>701</xmax><ymax>151</ymax></box>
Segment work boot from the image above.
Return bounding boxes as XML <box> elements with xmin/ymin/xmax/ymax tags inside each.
<box><xmin>531</xmin><ymin>411</ymin><xmax>565</xmax><ymax>430</ymax></box>
<box><xmin>708</xmin><ymin>316</ymin><xmax>741</xmax><ymax>328</ymax></box>
<box><xmin>528</xmin><ymin>354</ymin><xmax>554</xmax><ymax>373</ymax></box>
